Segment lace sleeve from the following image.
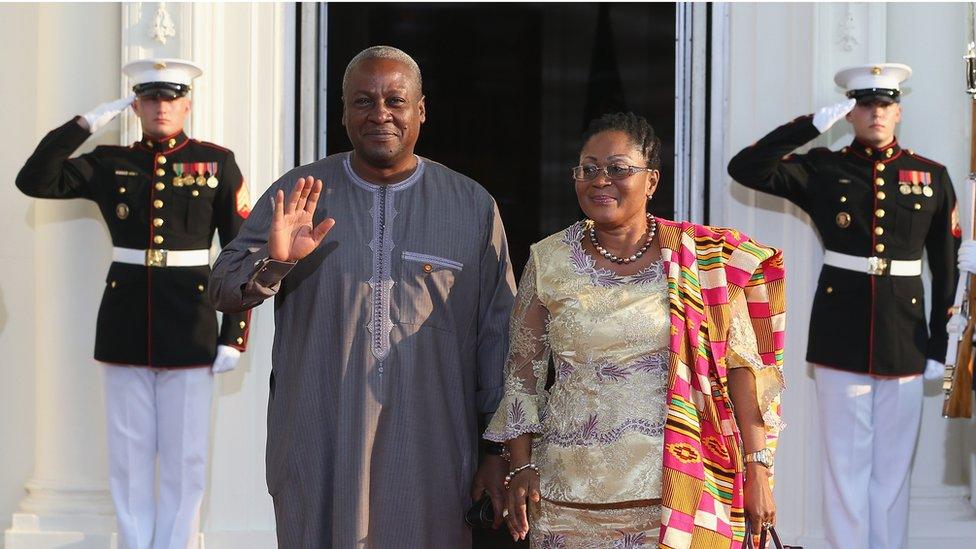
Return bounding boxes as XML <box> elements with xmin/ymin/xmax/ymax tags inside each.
<box><xmin>726</xmin><ymin>290</ymin><xmax>786</xmax><ymax>435</ymax></box>
<box><xmin>484</xmin><ymin>252</ymin><xmax>551</xmax><ymax>442</ymax></box>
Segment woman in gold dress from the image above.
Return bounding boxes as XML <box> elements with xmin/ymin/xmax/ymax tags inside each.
<box><xmin>485</xmin><ymin>113</ymin><xmax>784</xmax><ymax>548</ymax></box>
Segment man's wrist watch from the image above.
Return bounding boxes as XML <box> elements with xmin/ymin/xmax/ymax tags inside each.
<box><xmin>484</xmin><ymin>441</ymin><xmax>511</xmax><ymax>462</ymax></box>
<box><xmin>744</xmin><ymin>448</ymin><xmax>774</xmax><ymax>469</ymax></box>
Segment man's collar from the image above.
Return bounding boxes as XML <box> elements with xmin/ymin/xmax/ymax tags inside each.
<box><xmin>848</xmin><ymin>136</ymin><xmax>900</xmax><ymax>161</ymax></box>
<box><xmin>136</xmin><ymin>131</ymin><xmax>189</xmax><ymax>152</ymax></box>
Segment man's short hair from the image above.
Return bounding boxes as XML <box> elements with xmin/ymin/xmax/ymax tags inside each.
<box><xmin>342</xmin><ymin>45</ymin><xmax>423</xmax><ymax>97</ymax></box>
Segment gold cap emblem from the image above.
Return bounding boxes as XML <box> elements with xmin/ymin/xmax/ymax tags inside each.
<box><xmin>154</xmin><ymin>61</ymin><xmax>167</xmax><ymax>70</ymax></box>
<box><xmin>871</xmin><ymin>66</ymin><xmax>882</xmax><ymax>75</ymax></box>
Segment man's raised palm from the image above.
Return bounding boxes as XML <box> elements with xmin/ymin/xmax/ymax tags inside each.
<box><xmin>269</xmin><ymin>176</ymin><xmax>335</xmax><ymax>262</ymax></box>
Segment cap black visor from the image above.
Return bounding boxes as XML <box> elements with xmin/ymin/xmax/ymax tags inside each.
<box><xmin>847</xmin><ymin>88</ymin><xmax>900</xmax><ymax>105</ymax></box>
<box><xmin>133</xmin><ymin>82</ymin><xmax>190</xmax><ymax>99</ymax></box>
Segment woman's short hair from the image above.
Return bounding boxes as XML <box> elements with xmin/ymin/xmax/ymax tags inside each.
<box><xmin>582</xmin><ymin>112</ymin><xmax>662</xmax><ymax>171</ymax></box>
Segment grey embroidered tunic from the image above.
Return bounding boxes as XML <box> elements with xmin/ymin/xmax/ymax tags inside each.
<box><xmin>209</xmin><ymin>152</ymin><xmax>516</xmax><ymax>548</ymax></box>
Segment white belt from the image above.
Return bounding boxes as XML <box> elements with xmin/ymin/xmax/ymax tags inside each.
<box><xmin>823</xmin><ymin>250</ymin><xmax>921</xmax><ymax>276</ymax></box>
<box><xmin>112</xmin><ymin>247</ymin><xmax>210</xmax><ymax>268</ymax></box>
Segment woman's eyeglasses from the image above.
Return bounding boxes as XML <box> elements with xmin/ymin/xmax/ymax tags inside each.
<box><xmin>572</xmin><ymin>163</ymin><xmax>652</xmax><ymax>181</ymax></box>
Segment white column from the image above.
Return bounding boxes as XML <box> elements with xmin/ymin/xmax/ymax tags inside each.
<box><xmin>4</xmin><ymin>3</ymin><xmax>121</xmax><ymax>548</ymax></box>
<box><xmin>199</xmin><ymin>3</ymin><xmax>290</xmax><ymax>546</ymax></box>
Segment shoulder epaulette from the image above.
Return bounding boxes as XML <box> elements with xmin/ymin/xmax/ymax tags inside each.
<box><xmin>903</xmin><ymin>149</ymin><xmax>945</xmax><ymax>168</ymax></box>
<box><xmin>193</xmin><ymin>140</ymin><xmax>233</xmax><ymax>154</ymax></box>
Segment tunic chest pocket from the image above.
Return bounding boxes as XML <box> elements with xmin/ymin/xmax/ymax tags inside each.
<box><xmin>814</xmin><ymin>175</ymin><xmax>868</xmax><ymax>214</ymax></box>
<box><xmin>396</xmin><ymin>251</ymin><xmax>463</xmax><ymax>331</ymax></box>
<box><xmin>892</xmin><ymin>193</ymin><xmax>936</xmax><ymax>241</ymax></box>
<box><xmin>172</xmin><ymin>184</ymin><xmax>217</xmax><ymax>234</ymax></box>
<box><xmin>111</xmin><ymin>172</ymin><xmax>146</xmax><ymax>221</ymax></box>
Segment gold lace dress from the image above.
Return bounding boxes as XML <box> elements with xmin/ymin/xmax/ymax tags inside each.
<box><xmin>485</xmin><ymin>223</ymin><xmax>783</xmax><ymax>548</ymax></box>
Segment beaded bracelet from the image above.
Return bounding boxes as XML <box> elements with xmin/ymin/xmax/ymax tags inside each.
<box><xmin>503</xmin><ymin>463</ymin><xmax>540</xmax><ymax>490</ymax></box>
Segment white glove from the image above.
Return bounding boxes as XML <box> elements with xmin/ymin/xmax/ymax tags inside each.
<box><xmin>80</xmin><ymin>94</ymin><xmax>136</xmax><ymax>133</ymax></box>
<box><xmin>812</xmin><ymin>98</ymin><xmax>856</xmax><ymax>133</ymax></box>
<box><xmin>923</xmin><ymin>359</ymin><xmax>946</xmax><ymax>381</ymax></box>
<box><xmin>212</xmin><ymin>345</ymin><xmax>242</xmax><ymax>374</ymax></box>
<box><xmin>959</xmin><ymin>240</ymin><xmax>976</xmax><ymax>273</ymax></box>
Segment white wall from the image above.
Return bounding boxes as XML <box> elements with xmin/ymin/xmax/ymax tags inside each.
<box><xmin>720</xmin><ymin>3</ymin><xmax>976</xmax><ymax>547</ymax></box>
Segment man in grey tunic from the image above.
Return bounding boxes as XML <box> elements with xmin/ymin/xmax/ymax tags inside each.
<box><xmin>210</xmin><ymin>46</ymin><xmax>514</xmax><ymax>547</ymax></box>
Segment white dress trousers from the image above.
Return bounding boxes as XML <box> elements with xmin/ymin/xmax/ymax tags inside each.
<box><xmin>102</xmin><ymin>364</ymin><xmax>213</xmax><ymax>549</ymax></box>
<box><xmin>814</xmin><ymin>365</ymin><xmax>923</xmax><ymax>549</ymax></box>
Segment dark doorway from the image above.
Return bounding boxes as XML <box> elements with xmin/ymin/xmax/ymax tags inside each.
<box><xmin>326</xmin><ymin>2</ymin><xmax>677</xmax><ymax>281</ymax></box>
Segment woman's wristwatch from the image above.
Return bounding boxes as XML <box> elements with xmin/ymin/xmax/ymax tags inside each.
<box><xmin>744</xmin><ymin>448</ymin><xmax>774</xmax><ymax>469</ymax></box>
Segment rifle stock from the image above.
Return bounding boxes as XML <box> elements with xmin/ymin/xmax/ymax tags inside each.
<box><xmin>943</xmin><ymin>275</ymin><xmax>974</xmax><ymax>418</ymax></box>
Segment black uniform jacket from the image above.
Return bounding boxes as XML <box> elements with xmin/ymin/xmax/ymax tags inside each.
<box><xmin>728</xmin><ymin>115</ymin><xmax>959</xmax><ymax>376</ymax></box>
<box><xmin>16</xmin><ymin>117</ymin><xmax>251</xmax><ymax>367</ymax></box>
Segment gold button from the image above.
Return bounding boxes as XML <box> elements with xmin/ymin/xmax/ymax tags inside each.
<box><xmin>842</xmin><ymin>147</ymin><xmax>849</xmax><ymax>153</ymax></box>
<box><xmin>118</xmin><ymin>186</ymin><xmax>126</xmax><ymax>194</ymax></box>
<box><xmin>875</xmin><ymin>243</ymin><xmax>885</xmax><ymax>253</ymax></box>
<box><xmin>877</xmin><ymin>191</ymin><xmax>886</xmax><ymax>200</ymax></box>
<box><xmin>236</xmin><ymin>337</ymin><xmax>244</xmax><ymax>345</ymax></box>
<box><xmin>144</xmin><ymin>141</ymin><xmax>152</xmax><ymax>148</ymax></box>
<box><xmin>154</xmin><ymin>199</ymin><xmax>164</xmax><ymax>208</ymax></box>
<box><xmin>865</xmin><ymin>148</ymin><xmax>873</xmax><ymax>155</ymax></box>
<box><xmin>914</xmin><ymin>203</ymin><xmax>921</xmax><ymax>210</ymax></box>
<box><xmin>876</xmin><ymin>163</ymin><xmax>885</xmax><ymax>172</ymax></box>
<box><xmin>110</xmin><ymin>280</ymin><xmax>117</xmax><ymax>289</ymax></box>
<box><xmin>886</xmin><ymin>148</ymin><xmax>893</xmax><ymax>158</ymax></box>
<box><xmin>911</xmin><ymin>298</ymin><xmax>918</xmax><ymax>304</ymax></box>
<box><xmin>155</xmin><ymin>182</ymin><xmax>165</xmax><ymax>191</ymax></box>
<box><xmin>153</xmin><ymin>235</ymin><xmax>164</xmax><ymax>244</ymax></box>
<box><xmin>875</xmin><ymin>178</ymin><xmax>885</xmax><ymax>186</ymax></box>
<box><xmin>155</xmin><ymin>168</ymin><xmax>165</xmax><ymax>177</ymax></box>
<box><xmin>191</xmin><ymin>190</ymin><xmax>200</xmax><ymax>197</ymax></box>
<box><xmin>197</xmin><ymin>284</ymin><xmax>205</xmax><ymax>292</ymax></box>
<box><xmin>423</xmin><ymin>263</ymin><xmax>433</xmax><ymax>273</ymax></box>
<box><xmin>875</xmin><ymin>209</ymin><xmax>885</xmax><ymax>218</ymax></box>
<box><xmin>840</xmin><ymin>196</ymin><xmax>847</xmax><ymax>203</ymax></box>
<box><xmin>875</xmin><ymin>226</ymin><xmax>884</xmax><ymax>236</ymax></box>
<box><xmin>826</xmin><ymin>286</ymin><xmax>834</xmax><ymax>294</ymax></box>
<box><xmin>157</xmin><ymin>156</ymin><xmax>167</xmax><ymax>164</ymax></box>
<box><xmin>153</xmin><ymin>218</ymin><xmax>164</xmax><ymax>227</ymax></box>
<box><xmin>239</xmin><ymin>321</ymin><xmax>246</xmax><ymax>329</ymax></box>
<box><xmin>168</xmin><ymin>138</ymin><xmax>177</xmax><ymax>148</ymax></box>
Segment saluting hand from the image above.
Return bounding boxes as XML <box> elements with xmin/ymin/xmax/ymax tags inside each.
<box><xmin>78</xmin><ymin>94</ymin><xmax>136</xmax><ymax>133</ymax></box>
<box><xmin>269</xmin><ymin>176</ymin><xmax>335</xmax><ymax>262</ymax></box>
<box><xmin>812</xmin><ymin>98</ymin><xmax>857</xmax><ymax>133</ymax></box>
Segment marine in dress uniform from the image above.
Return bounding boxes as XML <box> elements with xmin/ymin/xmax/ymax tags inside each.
<box><xmin>728</xmin><ymin>63</ymin><xmax>960</xmax><ymax>549</ymax></box>
<box><xmin>15</xmin><ymin>59</ymin><xmax>252</xmax><ymax>549</ymax></box>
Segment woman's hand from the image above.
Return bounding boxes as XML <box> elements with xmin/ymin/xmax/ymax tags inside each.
<box><xmin>504</xmin><ymin>467</ymin><xmax>540</xmax><ymax>542</ymax></box>
<box><xmin>743</xmin><ymin>463</ymin><xmax>776</xmax><ymax>537</ymax></box>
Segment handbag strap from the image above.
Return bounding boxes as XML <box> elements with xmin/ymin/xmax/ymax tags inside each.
<box><xmin>743</xmin><ymin>523</ymin><xmax>785</xmax><ymax>549</ymax></box>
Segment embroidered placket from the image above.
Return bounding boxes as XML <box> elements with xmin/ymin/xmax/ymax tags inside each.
<box><xmin>367</xmin><ymin>185</ymin><xmax>397</xmax><ymax>364</ymax></box>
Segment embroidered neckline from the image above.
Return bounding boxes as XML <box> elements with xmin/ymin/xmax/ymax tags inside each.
<box><xmin>343</xmin><ymin>152</ymin><xmax>425</xmax><ymax>193</ymax></box>
<box><xmin>562</xmin><ymin>222</ymin><xmax>664</xmax><ymax>287</ymax></box>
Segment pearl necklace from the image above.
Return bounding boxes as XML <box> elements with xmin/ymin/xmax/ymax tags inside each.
<box><xmin>587</xmin><ymin>213</ymin><xmax>657</xmax><ymax>265</ymax></box>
